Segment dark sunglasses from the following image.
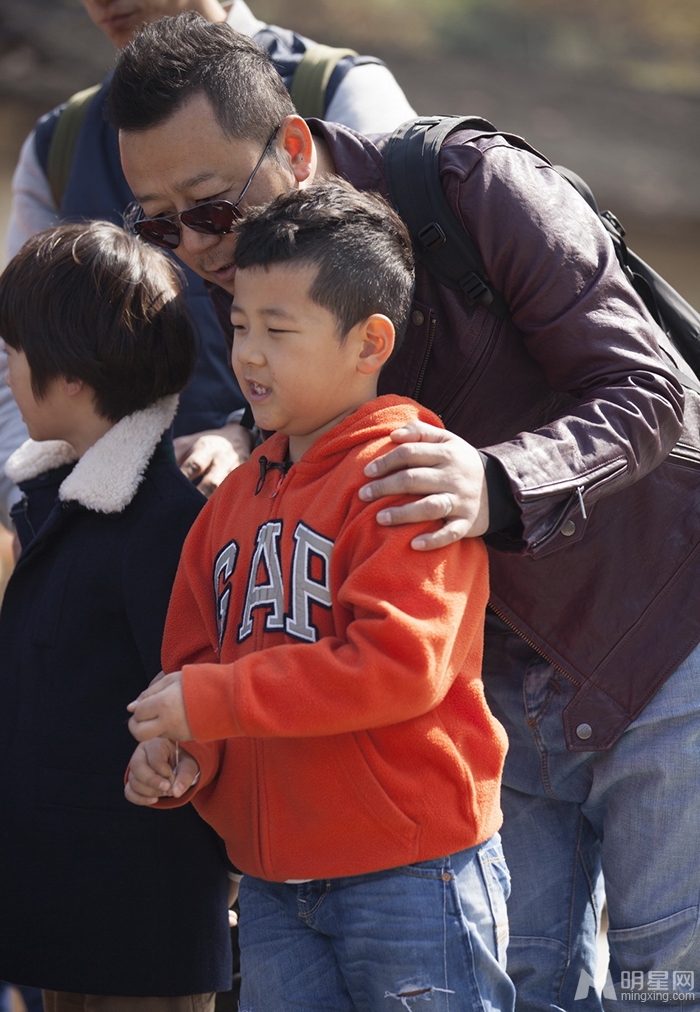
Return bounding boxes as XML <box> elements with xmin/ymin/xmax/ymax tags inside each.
<box><xmin>133</xmin><ymin>127</ymin><xmax>279</xmax><ymax>250</ymax></box>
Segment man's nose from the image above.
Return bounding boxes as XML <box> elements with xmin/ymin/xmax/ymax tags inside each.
<box><xmin>181</xmin><ymin>226</ymin><xmax>220</xmax><ymax>253</ymax></box>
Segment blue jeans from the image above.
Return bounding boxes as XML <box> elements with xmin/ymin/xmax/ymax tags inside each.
<box><xmin>237</xmin><ymin>839</ymin><xmax>515</xmax><ymax>1012</ymax></box>
<box><xmin>483</xmin><ymin>612</ymin><xmax>700</xmax><ymax>1012</ymax></box>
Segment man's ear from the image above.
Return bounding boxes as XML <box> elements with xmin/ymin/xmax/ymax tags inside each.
<box><xmin>355</xmin><ymin>314</ymin><xmax>395</xmax><ymax>375</ymax></box>
<box><xmin>278</xmin><ymin>115</ymin><xmax>315</xmax><ymax>184</ymax></box>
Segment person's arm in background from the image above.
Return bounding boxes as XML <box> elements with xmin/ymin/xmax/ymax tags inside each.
<box><xmin>323</xmin><ymin>63</ymin><xmax>415</xmax><ymax>135</ymax></box>
<box><xmin>0</xmin><ymin>348</ymin><xmax>28</xmax><ymax>531</ymax></box>
<box><xmin>6</xmin><ymin>130</ymin><xmax>58</xmax><ymax>259</ymax></box>
<box><xmin>3</xmin><ymin>131</ymin><xmax>54</xmax><ymax>527</ymax></box>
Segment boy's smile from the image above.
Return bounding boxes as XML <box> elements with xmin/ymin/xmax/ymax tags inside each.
<box><xmin>230</xmin><ymin>263</ymin><xmax>387</xmax><ymax>462</ymax></box>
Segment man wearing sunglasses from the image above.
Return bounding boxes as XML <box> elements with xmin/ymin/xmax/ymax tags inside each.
<box><xmin>1</xmin><ymin>0</ymin><xmax>415</xmax><ymax>527</ymax></box>
<box><xmin>109</xmin><ymin>13</ymin><xmax>700</xmax><ymax>1012</ymax></box>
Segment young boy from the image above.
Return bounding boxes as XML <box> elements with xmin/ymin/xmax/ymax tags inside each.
<box><xmin>125</xmin><ymin>183</ymin><xmax>514</xmax><ymax>1012</ymax></box>
<box><xmin>0</xmin><ymin>222</ymin><xmax>232</xmax><ymax>1011</ymax></box>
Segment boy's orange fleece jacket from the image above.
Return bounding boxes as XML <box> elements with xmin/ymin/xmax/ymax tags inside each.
<box><xmin>162</xmin><ymin>395</ymin><xmax>507</xmax><ymax>881</ymax></box>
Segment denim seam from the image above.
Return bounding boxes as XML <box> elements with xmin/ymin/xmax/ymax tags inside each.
<box><xmin>297</xmin><ymin>880</ymin><xmax>331</xmax><ymax>921</ymax></box>
<box><xmin>397</xmin><ymin>869</ymin><xmax>448</xmax><ymax>881</ymax></box>
<box><xmin>524</xmin><ymin>666</ymin><xmax>565</xmax><ymax>799</ymax></box>
<box><xmin>442</xmin><ymin>869</ymin><xmax>450</xmax><ymax>1011</ymax></box>
<box><xmin>557</xmin><ymin>813</ymin><xmax>589</xmax><ymax>1008</ymax></box>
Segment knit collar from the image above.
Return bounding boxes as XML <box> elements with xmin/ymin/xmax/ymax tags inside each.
<box><xmin>4</xmin><ymin>395</ymin><xmax>178</xmax><ymax>514</ymax></box>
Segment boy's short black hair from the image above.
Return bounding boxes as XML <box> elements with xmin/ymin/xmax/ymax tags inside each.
<box><xmin>108</xmin><ymin>12</ymin><xmax>295</xmax><ymax>148</ymax></box>
<box><xmin>0</xmin><ymin>221</ymin><xmax>196</xmax><ymax>422</ymax></box>
<box><xmin>233</xmin><ymin>181</ymin><xmax>416</xmax><ymax>347</ymax></box>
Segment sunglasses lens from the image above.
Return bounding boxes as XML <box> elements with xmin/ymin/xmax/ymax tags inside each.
<box><xmin>134</xmin><ymin>219</ymin><xmax>181</xmax><ymax>250</ymax></box>
<box><xmin>181</xmin><ymin>200</ymin><xmax>239</xmax><ymax>235</ymax></box>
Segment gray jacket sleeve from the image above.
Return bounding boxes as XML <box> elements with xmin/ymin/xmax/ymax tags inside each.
<box><xmin>6</xmin><ymin>130</ymin><xmax>58</xmax><ymax>260</ymax></box>
<box><xmin>0</xmin><ymin>349</ymin><xmax>28</xmax><ymax>529</ymax></box>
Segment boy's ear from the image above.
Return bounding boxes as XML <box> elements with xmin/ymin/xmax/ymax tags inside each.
<box><xmin>62</xmin><ymin>377</ymin><xmax>85</xmax><ymax>398</ymax></box>
<box><xmin>355</xmin><ymin>314</ymin><xmax>395</xmax><ymax>375</ymax></box>
<box><xmin>279</xmin><ymin>115</ymin><xmax>315</xmax><ymax>185</ymax></box>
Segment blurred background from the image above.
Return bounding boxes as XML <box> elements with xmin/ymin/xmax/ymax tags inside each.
<box><xmin>1</xmin><ymin>0</ymin><xmax>700</xmax><ymax>296</ymax></box>
<box><xmin>0</xmin><ymin>0</ymin><xmax>699</xmax><ymax>600</ymax></box>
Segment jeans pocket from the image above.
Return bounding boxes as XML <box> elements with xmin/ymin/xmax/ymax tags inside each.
<box><xmin>478</xmin><ymin>834</ymin><xmax>511</xmax><ymax>967</ymax></box>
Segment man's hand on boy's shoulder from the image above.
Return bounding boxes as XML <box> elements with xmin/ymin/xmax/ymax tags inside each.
<box><xmin>125</xmin><ymin>738</ymin><xmax>200</xmax><ymax>806</ymax></box>
<box><xmin>174</xmin><ymin>421</ymin><xmax>253</xmax><ymax>497</ymax></box>
<box><xmin>127</xmin><ymin>671</ymin><xmax>193</xmax><ymax>742</ymax></box>
<box><xmin>358</xmin><ymin>420</ymin><xmax>490</xmax><ymax>549</ymax></box>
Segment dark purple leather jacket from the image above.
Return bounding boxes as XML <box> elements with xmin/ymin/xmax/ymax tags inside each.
<box><xmin>313</xmin><ymin>120</ymin><xmax>700</xmax><ymax>751</ymax></box>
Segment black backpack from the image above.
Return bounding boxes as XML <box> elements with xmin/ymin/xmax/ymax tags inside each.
<box><xmin>384</xmin><ymin>115</ymin><xmax>700</xmax><ymax>394</ymax></box>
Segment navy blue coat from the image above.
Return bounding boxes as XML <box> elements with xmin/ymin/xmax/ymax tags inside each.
<box><xmin>0</xmin><ymin>406</ymin><xmax>232</xmax><ymax>996</ymax></box>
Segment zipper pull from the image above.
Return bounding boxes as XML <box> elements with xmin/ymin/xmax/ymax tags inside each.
<box><xmin>271</xmin><ymin>470</ymin><xmax>287</xmax><ymax>497</ymax></box>
<box><xmin>576</xmin><ymin>485</ymin><xmax>587</xmax><ymax>520</ymax></box>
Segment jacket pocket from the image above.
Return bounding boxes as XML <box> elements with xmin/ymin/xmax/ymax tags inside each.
<box><xmin>334</xmin><ymin>733</ymin><xmax>419</xmax><ymax>848</ymax></box>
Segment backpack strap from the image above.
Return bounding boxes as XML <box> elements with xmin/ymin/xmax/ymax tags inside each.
<box><xmin>290</xmin><ymin>44</ymin><xmax>358</xmax><ymax>120</ymax></box>
<box><xmin>556</xmin><ymin>165</ymin><xmax>700</xmax><ymax>386</ymax></box>
<box><xmin>46</xmin><ymin>83</ymin><xmax>101</xmax><ymax>208</ymax></box>
<box><xmin>384</xmin><ymin>115</ymin><xmax>508</xmax><ymax>319</ymax></box>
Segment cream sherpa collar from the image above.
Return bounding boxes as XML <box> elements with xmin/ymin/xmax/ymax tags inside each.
<box><xmin>4</xmin><ymin>395</ymin><xmax>178</xmax><ymax>514</ymax></box>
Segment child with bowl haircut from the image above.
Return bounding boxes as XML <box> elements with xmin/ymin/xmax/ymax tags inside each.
<box><xmin>0</xmin><ymin>222</ymin><xmax>232</xmax><ymax>1011</ymax></box>
<box><xmin>125</xmin><ymin>183</ymin><xmax>514</xmax><ymax>1012</ymax></box>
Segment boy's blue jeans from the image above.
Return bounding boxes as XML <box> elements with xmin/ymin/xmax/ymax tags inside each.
<box><xmin>484</xmin><ymin>612</ymin><xmax>700</xmax><ymax>1012</ymax></box>
<box><xmin>237</xmin><ymin>838</ymin><xmax>516</xmax><ymax>1012</ymax></box>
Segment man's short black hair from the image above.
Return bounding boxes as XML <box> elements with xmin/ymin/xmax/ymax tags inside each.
<box><xmin>233</xmin><ymin>181</ymin><xmax>416</xmax><ymax>347</ymax></box>
<box><xmin>0</xmin><ymin>221</ymin><xmax>196</xmax><ymax>422</ymax></box>
<box><xmin>108</xmin><ymin>12</ymin><xmax>295</xmax><ymax>147</ymax></box>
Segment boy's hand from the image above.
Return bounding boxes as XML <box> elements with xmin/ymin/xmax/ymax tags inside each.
<box><xmin>127</xmin><ymin>671</ymin><xmax>193</xmax><ymax>742</ymax></box>
<box><xmin>358</xmin><ymin>420</ymin><xmax>490</xmax><ymax>549</ymax></box>
<box><xmin>125</xmin><ymin>738</ymin><xmax>200</xmax><ymax>805</ymax></box>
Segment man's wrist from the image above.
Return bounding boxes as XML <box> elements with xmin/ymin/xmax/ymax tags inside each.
<box><xmin>479</xmin><ymin>452</ymin><xmax>522</xmax><ymax>535</ymax></box>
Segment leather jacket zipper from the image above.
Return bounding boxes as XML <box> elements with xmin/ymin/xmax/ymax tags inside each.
<box><xmin>525</xmin><ymin>458</ymin><xmax>628</xmax><ymax>550</ymax></box>
<box><xmin>413</xmin><ymin>313</ymin><xmax>436</xmax><ymax>401</ymax></box>
<box><xmin>488</xmin><ymin>604</ymin><xmax>580</xmax><ymax>686</ymax></box>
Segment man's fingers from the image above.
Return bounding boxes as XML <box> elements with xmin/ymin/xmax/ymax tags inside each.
<box><xmin>363</xmin><ymin>437</ymin><xmax>451</xmax><ymax>481</ymax></box>
<box><xmin>179</xmin><ymin>435</ymin><xmax>244</xmax><ymax>494</ymax></box>
<box><xmin>374</xmin><ymin>492</ymin><xmax>455</xmax><ymax>528</ymax></box>
<box><xmin>173</xmin><ymin>434</ymin><xmax>197</xmax><ymax>467</ymax></box>
<box><xmin>410</xmin><ymin>518</ymin><xmax>472</xmax><ymax>551</ymax></box>
<box><xmin>388</xmin><ymin>420</ymin><xmax>453</xmax><ymax>446</ymax></box>
<box><xmin>196</xmin><ymin>456</ymin><xmax>241</xmax><ymax>498</ymax></box>
<box><xmin>360</xmin><ymin>462</ymin><xmax>450</xmax><ymax>505</ymax></box>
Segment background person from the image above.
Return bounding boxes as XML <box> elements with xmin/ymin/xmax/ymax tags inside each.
<box><xmin>109</xmin><ymin>16</ymin><xmax>700</xmax><ymax>1009</ymax></box>
<box><xmin>0</xmin><ymin>221</ymin><xmax>230</xmax><ymax>1012</ymax></box>
<box><xmin>0</xmin><ymin>0</ymin><xmax>415</xmax><ymax>525</ymax></box>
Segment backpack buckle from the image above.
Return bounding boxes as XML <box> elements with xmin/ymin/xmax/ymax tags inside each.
<box><xmin>417</xmin><ymin>222</ymin><xmax>446</xmax><ymax>252</ymax></box>
<box><xmin>460</xmin><ymin>272</ymin><xmax>493</xmax><ymax>307</ymax></box>
<box><xmin>601</xmin><ymin>209</ymin><xmax>626</xmax><ymax>238</ymax></box>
